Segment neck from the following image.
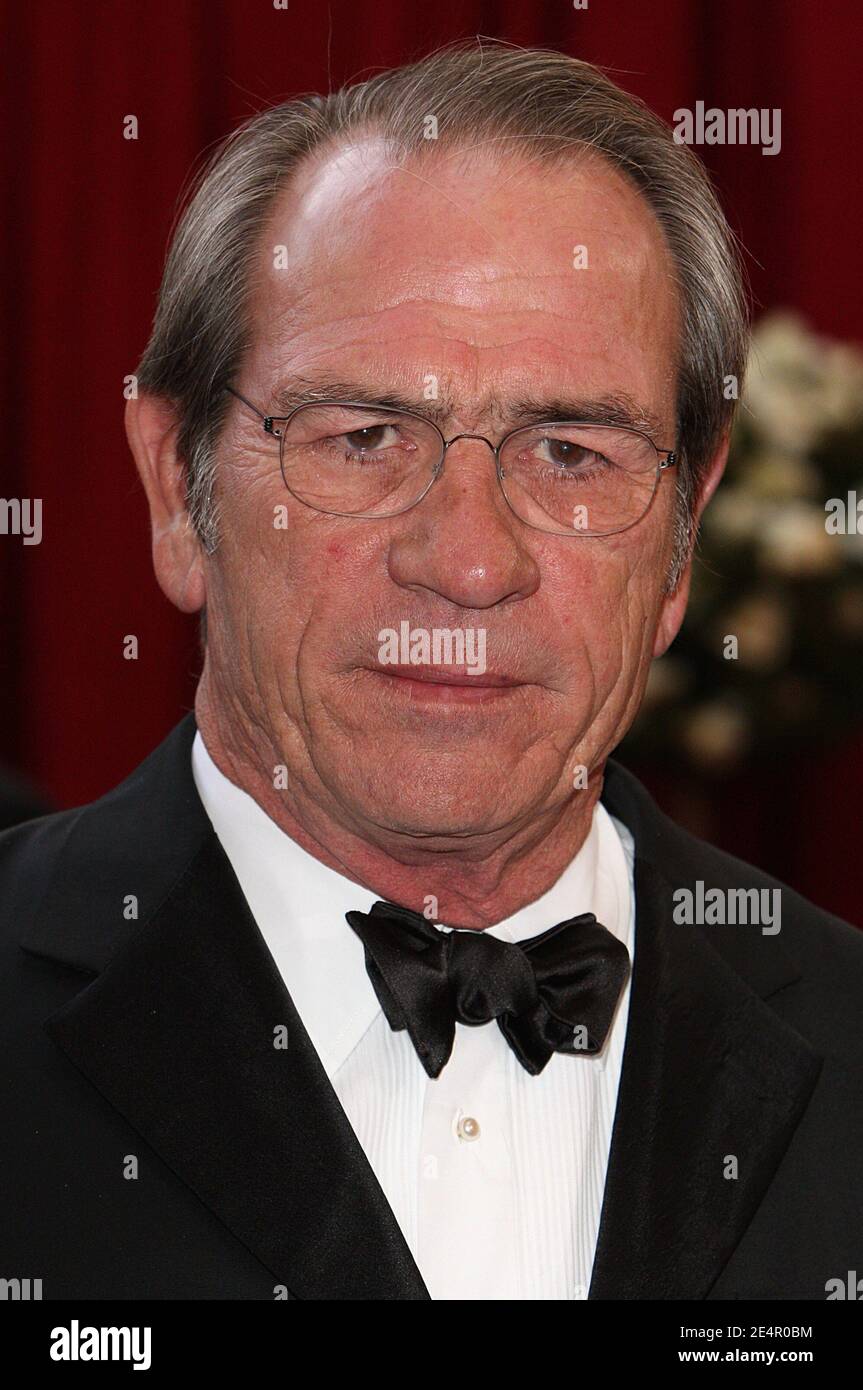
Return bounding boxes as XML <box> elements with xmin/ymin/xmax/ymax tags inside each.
<box><xmin>194</xmin><ymin>689</ymin><xmax>604</xmax><ymax>931</ymax></box>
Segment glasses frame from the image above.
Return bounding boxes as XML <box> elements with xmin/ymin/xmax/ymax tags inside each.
<box><xmin>224</xmin><ymin>385</ymin><xmax>678</xmax><ymax>538</ymax></box>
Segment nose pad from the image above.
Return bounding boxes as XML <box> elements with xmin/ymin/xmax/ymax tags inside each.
<box><xmin>444</xmin><ymin>432</ymin><xmax>497</xmax><ymax>452</ymax></box>
<box><xmin>438</xmin><ymin>433</ymin><xmax>499</xmax><ymax>479</ymax></box>
<box><xmin>433</xmin><ymin>433</ymin><xmax>508</xmax><ymax>514</ymax></box>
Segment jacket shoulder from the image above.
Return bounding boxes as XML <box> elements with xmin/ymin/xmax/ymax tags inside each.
<box><xmin>0</xmin><ymin>809</ymin><xmax>85</xmax><ymax>932</ymax></box>
<box><xmin>603</xmin><ymin>758</ymin><xmax>863</xmax><ymax>1051</ymax></box>
<box><xmin>0</xmin><ymin>715</ymin><xmax>209</xmax><ymax>969</ymax></box>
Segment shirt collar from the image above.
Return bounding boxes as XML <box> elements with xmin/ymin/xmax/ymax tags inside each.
<box><xmin>191</xmin><ymin>730</ymin><xmax>633</xmax><ymax>1079</ymax></box>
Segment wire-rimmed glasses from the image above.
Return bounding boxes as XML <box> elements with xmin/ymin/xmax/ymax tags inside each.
<box><xmin>225</xmin><ymin>386</ymin><xmax>677</xmax><ymax>537</ymax></box>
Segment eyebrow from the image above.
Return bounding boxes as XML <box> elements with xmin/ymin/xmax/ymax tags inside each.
<box><xmin>271</xmin><ymin>374</ymin><xmax>668</xmax><ymax>442</ymax></box>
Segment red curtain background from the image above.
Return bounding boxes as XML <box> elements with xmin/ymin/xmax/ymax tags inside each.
<box><xmin>2</xmin><ymin>0</ymin><xmax>862</xmax><ymax>921</ymax></box>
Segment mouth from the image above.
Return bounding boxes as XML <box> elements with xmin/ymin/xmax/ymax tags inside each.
<box><xmin>366</xmin><ymin>664</ymin><xmax>526</xmax><ymax>704</ymax></box>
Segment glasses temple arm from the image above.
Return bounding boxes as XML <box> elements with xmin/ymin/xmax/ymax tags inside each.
<box><xmin>224</xmin><ymin>385</ymin><xmax>268</xmax><ymax>419</ymax></box>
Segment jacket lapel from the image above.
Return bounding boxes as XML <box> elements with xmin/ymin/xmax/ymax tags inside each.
<box><xmin>23</xmin><ymin>716</ymin><xmax>824</xmax><ymax>1301</ymax></box>
<box><xmin>24</xmin><ymin>716</ymin><xmax>429</xmax><ymax>1301</ymax></box>
<box><xmin>590</xmin><ymin>767</ymin><xmax>824</xmax><ymax>1299</ymax></box>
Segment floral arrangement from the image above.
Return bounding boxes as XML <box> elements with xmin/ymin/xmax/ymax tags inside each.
<box><xmin>622</xmin><ymin>311</ymin><xmax>863</xmax><ymax>774</ymax></box>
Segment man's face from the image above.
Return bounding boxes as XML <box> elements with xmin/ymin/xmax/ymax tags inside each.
<box><xmin>202</xmin><ymin>139</ymin><xmax>684</xmax><ymax>847</ymax></box>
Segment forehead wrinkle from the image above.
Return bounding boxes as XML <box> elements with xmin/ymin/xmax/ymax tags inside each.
<box><xmin>269</xmin><ymin>369</ymin><xmax>667</xmax><ymax>440</ymax></box>
<box><xmin>259</xmin><ymin>143</ymin><xmax>679</xmax><ymax>357</ymax></box>
<box><xmin>264</xmin><ymin>268</ymin><xmax>673</xmax><ymax>378</ymax></box>
<box><xmin>267</xmin><ymin>313</ymin><xmax>669</xmax><ymax>422</ymax></box>
<box><xmin>271</xmin><ymin>371</ymin><xmax>497</xmax><ymax>428</ymax></box>
<box><xmin>267</xmin><ymin>255</ymin><xmax>668</xmax><ymax>349</ymax></box>
<box><xmin>267</xmin><ymin>244</ymin><xmax>663</xmax><ymax>336</ymax></box>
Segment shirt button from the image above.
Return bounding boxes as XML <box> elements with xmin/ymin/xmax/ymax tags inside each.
<box><xmin>456</xmin><ymin>1114</ymin><xmax>481</xmax><ymax>1142</ymax></box>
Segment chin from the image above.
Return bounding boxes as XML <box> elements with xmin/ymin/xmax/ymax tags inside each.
<box><xmin>343</xmin><ymin>778</ymin><xmax>533</xmax><ymax>843</ymax></box>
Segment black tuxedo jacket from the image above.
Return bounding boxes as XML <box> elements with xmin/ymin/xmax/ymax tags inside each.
<box><xmin>2</xmin><ymin>713</ymin><xmax>861</xmax><ymax>1300</ymax></box>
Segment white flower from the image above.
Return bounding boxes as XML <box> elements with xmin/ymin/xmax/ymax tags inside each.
<box><xmin>740</xmin><ymin>450</ymin><xmax>820</xmax><ymax>501</ymax></box>
<box><xmin>682</xmin><ymin>701</ymin><xmax>750</xmax><ymax>769</ymax></box>
<box><xmin>819</xmin><ymin>345</ymin><xmax>863</xmax><ymax>431</ymax></box>
<box><xmin>744</xmin><ymin>312</ymin><xmax>863</xmax><ymax>454</ymax></box>
<box><xmin>705</xmin><ymin>489</ymin><xmax>764</xmax><ymax>541</ymax></box>
<box><xmin>758</xmin><ymin>502</ymin><xmax>842</xmax><ymax>576</ymax></box>
<box><xmin>715</xmin><ymin>593</ymin><xmax>792</xmax><ymax>669</ymax></box>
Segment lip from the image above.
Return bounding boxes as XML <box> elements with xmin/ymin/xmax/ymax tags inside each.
<box><xmin>368</xmin><ymin>664</ymin><xmax>525</xmax><ymax>703</ymax></box>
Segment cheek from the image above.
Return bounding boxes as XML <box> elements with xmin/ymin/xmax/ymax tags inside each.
<box><xmin>551</xmin><ymin>540</ymin><xmax>663</xmax><ymax>674</ymax></box>
<box><xmin>207</xmin><ymin>506</ymin><xmax>310</xmax><ymax>654</ymax></box>
<box><xmin>234</xmin><ymin>511</ymin><xmax>372</xmax><ymax>663</ymax></box>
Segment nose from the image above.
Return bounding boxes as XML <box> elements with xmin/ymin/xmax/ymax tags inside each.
<box><xmin>385</xmin><ymin>435</ymin><xmax>540</xmax><ymax>610</ymax></box>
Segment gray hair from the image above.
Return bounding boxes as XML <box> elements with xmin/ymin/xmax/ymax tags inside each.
<box><xmin>135</xmin><ymin>38</ymin><xmax>749</xmax><ymax>588</ymax></box>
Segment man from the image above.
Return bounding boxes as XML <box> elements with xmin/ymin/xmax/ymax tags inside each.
<box><xmin>2</xmin><ymin>41</ymin><xmax>861</xmax><ymax>1302</ymax></box>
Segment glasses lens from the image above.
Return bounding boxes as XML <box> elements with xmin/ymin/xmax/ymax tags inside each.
<box><xmin>499</xmin><ymin>423</ymin><xmax>662</xmax><ymax>535</ymax></box>
<box><xmin>279</xmin><ymin>404</ymin><xmax>441</xmax><ymax>515</ymax></box>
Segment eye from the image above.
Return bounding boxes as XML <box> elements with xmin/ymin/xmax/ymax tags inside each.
<box><xmin>533</xmin><ymin>437</ymin><xmax>609</xmax><ymax>472</ymax></box>
<box><xmin>340</xmin><ymin>423</ymin><xmax>401</xmax><ymax>452</ymax></box>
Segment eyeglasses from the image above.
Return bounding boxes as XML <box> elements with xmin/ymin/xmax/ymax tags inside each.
<box><xmin>224</xmin><ymin>387</ymin><xmax>678</xmax><ymax>537</ymax></box>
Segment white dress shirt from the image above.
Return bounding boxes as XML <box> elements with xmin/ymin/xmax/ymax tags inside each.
<box><xmin>191</xmin><ymin>731</ymin><xmax>636</xmax><ymax>1301</ymax></box>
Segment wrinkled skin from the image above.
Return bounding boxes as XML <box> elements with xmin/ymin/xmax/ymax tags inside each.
<box><xmin>127</xmin><ymin>138</ymin><xmax>727</xmax><ymax>927</ymax></box>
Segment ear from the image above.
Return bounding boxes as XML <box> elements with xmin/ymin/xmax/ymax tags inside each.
<box><xmin>652</xmin><ymin>431</ymin><xmax>730</xmax><ymax>658</ymax></box>
<box><xmin>125</xmin><ymin>393</ymin><xmax>206</xmax><ymax>614</ymax></box>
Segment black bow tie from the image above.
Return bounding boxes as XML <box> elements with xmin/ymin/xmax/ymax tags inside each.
<box><xmin>345</xmin><ymin>900</ymin><xmax>631</xmax><ymax>1078</ymax></box>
